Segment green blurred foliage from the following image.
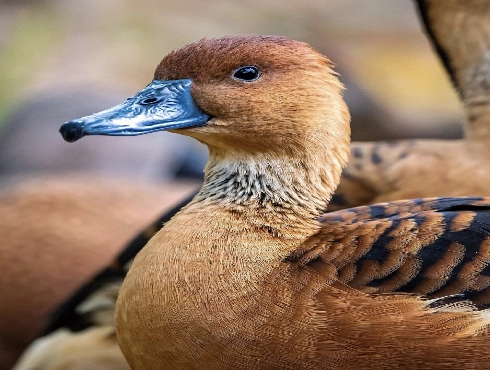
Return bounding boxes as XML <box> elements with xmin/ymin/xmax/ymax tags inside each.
<box><xmin>0</xmin><ymin>4</ymin><xmax>62</xmax><ymax>126</ymax></box>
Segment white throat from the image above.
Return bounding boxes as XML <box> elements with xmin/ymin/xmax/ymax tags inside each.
<box><xmin>195</xmin><ymin>149</ymin><xmax>344</xmax><ymax>220</ymax></box>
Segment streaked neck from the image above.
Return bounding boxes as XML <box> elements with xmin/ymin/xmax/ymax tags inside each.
<box><xmin>193</xmin><ymin>144</ymin><xmax>346</xmax><ymax>236</ymax></box>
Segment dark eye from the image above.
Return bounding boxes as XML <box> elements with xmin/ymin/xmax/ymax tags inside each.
<box><xmin>232</xmin><ymin>66</ymin><xmax>260</xmax><ymax>82</ymax></box>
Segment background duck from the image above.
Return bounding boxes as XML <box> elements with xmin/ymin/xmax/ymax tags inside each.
<box><xmin>12</xmin><ymin>281</ymin><xmax>130</xmax><ymax>370</ymax></box>
<box><xmin>60</xmin><ymin>35</ymin><xmax>490</xmax><ymax>369</ymax></box>
<box><xmin>13</xmin><ymin>196</ymin><xmax>192</xmax><ymax>370</ymax></box>
<box><xmin>329</xmin><ymin>0</ymin><xmax>490</xmax><ymax>210</ymax></box>
<box><xmin>1</xmin><ymin>177</ymin><xmax>196</xmax><ymax>370</ymax></box>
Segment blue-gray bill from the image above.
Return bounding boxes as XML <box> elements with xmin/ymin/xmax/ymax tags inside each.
<box><xmin>59</xmin><ymin>79</ymin><xmax>210</xmax><ymax>143</ymax></box>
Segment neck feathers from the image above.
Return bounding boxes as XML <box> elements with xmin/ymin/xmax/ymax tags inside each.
<box><xmin>195</xmin><ymin>137</ymin><xmax>347</xmax><ymax>223</ymax></box>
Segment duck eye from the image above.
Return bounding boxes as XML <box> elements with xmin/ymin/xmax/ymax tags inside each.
<box><xmin>232</xmin><ymin>66</ymin><xmax>260</xmax><ymax>82</ymax></box>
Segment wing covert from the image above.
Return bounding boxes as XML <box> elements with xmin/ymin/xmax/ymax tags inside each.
<box><xmin>286</xmin><ymin>197</ymin><xmax>490</xmax><ymax>309</ymax></box>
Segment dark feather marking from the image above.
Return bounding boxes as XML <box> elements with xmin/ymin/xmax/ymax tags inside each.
<box><xmin>42</xmin><ymin>270</ymin><xmax>126</xmax><ymax>334</ymax></box>
<box><xmin>398</xmin><ymin>151</ymin><xmax>409</xmax><ymax>160</ymax></box>
<box><xmin>330</xmin><ymin>193</ymin><xmax>348</xmax><ymax>207</ymax></box>
<box><xmin>352</xmin><ymin>147</ymin><xmax>363</xmax><ymax>159</ymax></box>
<box><xmin>471</xmin><ymin>286</ymin><xmax>490</xmax><ymax>307</ymax></box>
<box><xmin>388</xmin><ymin>212</ymin><xmax>487</xmax><ymax>294</ymax></box>
<box><xmin>396</xmin><ymin>238</ymin><xmax>454</xmax><ymax>294</ymax></box>
<box><xmin>340</xmin><ymin>170</ymin><xmax>355</xmax><ymax>180</ymax></box>
<box><xmin>371</xmin><ymin>210</ymin><xmax>490</xmax><ymax>302</ymax></box>
<box><xmin>371</xmin><ymin>148</ymin><xmax>382</xmax><ymax>165</ymax></box>
<box><xmin>362</xmin><ymin>219</ymin><xmax>401</xmax><ymax>261</ymax></box>
<box><xmin>367</xmin><ymin>205</ymin><xmax>390</xmax><ymax>219</ymax></box>
<box><xmin>322</xmin><ymin>215</ymin><xmax>347</xmax><ymax>223</ymax></box>
<box><xmin>414</xmin><ymin>0</ymin><xmax>460</xmax><ymax>96</ymax></box>
<box><xmin>426</xmin><ymin>294</ymin><xmax>465</xmax><ymax>309</ymax></box>
<box><xmin>480</xmin><ymin>262</ymin><xmax>490</xmax><ymax>276</ymax></box>
<box><xmin>433</xmin><ymin>197</ymin><xmax>486</xmax><ymax>211</ymax></box>
<box><xmin>468</xmin><ymin>99</ymin><xmax>490</xmax><ymax>107</ymax></box>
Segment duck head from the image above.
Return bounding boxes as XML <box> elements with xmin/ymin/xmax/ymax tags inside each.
<box><xmin>61</xmin><ymin>35</ymin><xmax>348</xmax><ymax>151</ymax></box>
<box><xmin>60</xmin><ymin>36</ymin><xmax>350</xmax><ymax>214</ymax></box>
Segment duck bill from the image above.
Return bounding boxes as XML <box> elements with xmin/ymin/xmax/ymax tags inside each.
<box><xmin>59</xmin><ymin>79</ymin><xmax>210</xmax><ymax>143</ymax></box>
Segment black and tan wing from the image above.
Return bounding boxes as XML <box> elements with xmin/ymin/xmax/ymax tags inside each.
<box><xmin>287</xmin><ymin>197</ymin><xmax>490</xmax><ymax>308</ymax></box>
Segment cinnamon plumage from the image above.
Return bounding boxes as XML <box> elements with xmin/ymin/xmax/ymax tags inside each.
<box><xmin>57</xmin><ymin>35</ymin><xmax>490</xmax><ymax>369</ymax></box>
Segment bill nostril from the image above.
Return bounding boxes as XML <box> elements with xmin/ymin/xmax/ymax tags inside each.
<box><xmin>59</xmin><ymin>120</ymin><xmax>86</xmax><ymax>143</ymax></box>
<box><xmin>141</xmin><ymin>97</ymin><xmax>159</xmax><ymax>105</ymax></box>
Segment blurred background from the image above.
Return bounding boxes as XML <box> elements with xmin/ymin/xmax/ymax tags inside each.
<box><xmin>0</xmin><ymin>0</ymin><xmax>464</xmax><ymax>184</ymax></box>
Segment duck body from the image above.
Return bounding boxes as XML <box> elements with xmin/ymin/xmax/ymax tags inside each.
<box><xmin>119</xmin><ymin>196</ymin><xmax>490</xmax><ymax>370</ymax></box>
<box><xmin>117</xmin><ymin>191</ymin><xmax>320</xmax><ymax>369</ymax></box>
<box><xmin>329</xmin><ymin>0</ymin><xmax>490</xmax><ymax>211</ymax></box>
<box><xmin>59</xmin><ymin>35</ymin><xmax>490</xmax><ymax>369</ymax></box>
<box><xmin>332</xmin><ymin>139</ymin><xmax>490</xmax><ymax>209</ymax></box>
<box><xmin>0</xmin><ymin>176</ymin><xmax>196</xmax><ymax>370</ymax></box>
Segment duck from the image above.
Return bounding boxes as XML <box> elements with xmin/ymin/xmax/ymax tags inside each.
<box><xmin>59</xmin><ymin>35</ymin><xmax>490</xmax><ymax>369</ymax></box>
<box><xmin>12</xmin><ymin>279</ymin><xmax>130</xmax><ymax>370</ymax></box>
<box><xmin>1</xmin><ymin>176</ymin><xmax>196</xmax><ymax>370</ymax></box>
<box><xmin>329</xmin><ymin>0</ymin><xmax>490</xmax><ymax>210</ymax></box>
<box><xmin>13</xmin><ymin>194</ymin><xmax>195</xmax><ymax>370</ymax></box>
